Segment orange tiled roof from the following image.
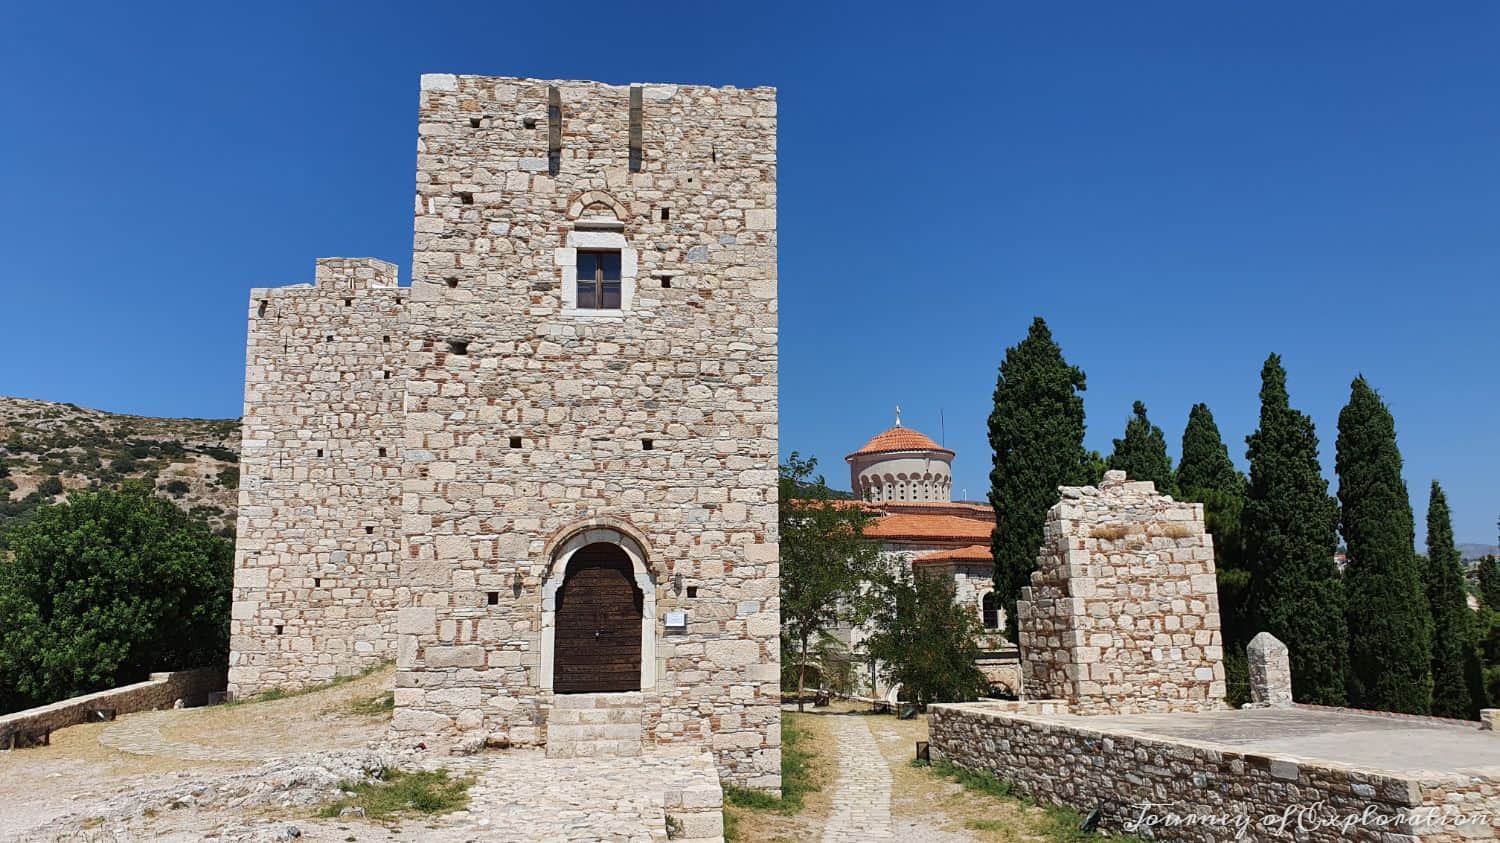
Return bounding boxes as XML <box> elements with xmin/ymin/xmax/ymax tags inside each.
<box><xmin>875</xmin><ymin>500</ymin><xmax>995</xmax><ymax>521</ymax></box>
<box><xmin>847</xmin><ymin>426</ymin><xmax>954</xmax><ymax>459</ymax></box>
<box><xmin>914</xmin><ymin>544</ymin><xmax>992</xmax><ymax>564</ymax></box>
<box><xmin>864</xmin><ymin>513</ymin><xmax>992</xmax><ymax>543</ymax></box>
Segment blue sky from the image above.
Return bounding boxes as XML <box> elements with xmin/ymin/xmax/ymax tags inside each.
<box><xmin>1</xmin><ymin>2</ymin><xmax>1495</xmax><ymax>544</ymax></box>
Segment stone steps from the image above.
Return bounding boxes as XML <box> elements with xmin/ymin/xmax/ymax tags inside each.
<box><xmin>547</xmin><ymin>692</ymin><xmax>643</xmax><ymax>758</ymax></box>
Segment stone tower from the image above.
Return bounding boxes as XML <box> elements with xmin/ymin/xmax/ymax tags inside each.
<box><xmin>393</xmin><ymin>75</ymin><xmax>779</xmax><ymax>788</ymax></box>
<box><xmin>229</xmin><ymin>74</ymin><xmax>780</xmax><ymax>790</ymax></box>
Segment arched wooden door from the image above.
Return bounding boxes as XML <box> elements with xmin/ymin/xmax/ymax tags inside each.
<box><xmin>553</xmin><ymin>542</ymin><xmax>644</xmax><ymax>693</ymax></box>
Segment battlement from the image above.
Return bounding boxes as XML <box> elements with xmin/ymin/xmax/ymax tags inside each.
<box><xmin>248</xmin><ymin>257</ymin><xmax>404</xmax><ymax>320</ymax></box>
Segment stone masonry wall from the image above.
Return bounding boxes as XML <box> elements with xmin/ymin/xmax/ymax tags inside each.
<box><xmin>1</xmin><ymin>667</ymin><xmax>227</xmax><ymax>746</ymax></box>
<box><xmin>1017</xmin><ymin>470</ymin><xmax>1225</xmax><ymax>713</ymax></box>
<box><xmin>228</xmin><ymin>258</ymin><xmax>406</xmax><ymax>696</ymax></box>
<box><xmin>392</xmin><ymin>75</ymin><xmax>780</xmax><ymax>789</ymax></box>
<box><xmin>930</xmin><ymin>702</ymin><xmax>1500</xmax><ymax>842</ymax></box>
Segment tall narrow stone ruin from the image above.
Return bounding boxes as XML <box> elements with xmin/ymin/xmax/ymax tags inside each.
<box><xmin>1017</xmin><ymin>470</ymin><xmax>1226</xmax><ymax>714</ymax></box>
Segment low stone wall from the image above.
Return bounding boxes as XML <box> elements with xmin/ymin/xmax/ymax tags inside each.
<box><xmin>0</xmin><ymin>667</ymin><xmax>226</xmax><ymax>746</ymax></box>
<box><xmin>929</xmin><ymin>701</ymin><xmax>1500</xmax><ymax>842</ymax></box>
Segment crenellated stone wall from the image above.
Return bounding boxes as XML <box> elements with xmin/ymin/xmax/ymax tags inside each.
<box><xmin>228</xmin><ymin>258</ymin><xmax>407</xmax><ymax>696</ymax></box>
<box><xmin>1017</xmin><ymin>470</ymin><xmax>1226</xmax><ymax>714</ymax></box>
<box><xmin>391</xmin><ymin>75</ymin><xmax>780</xmax><ymax>789</ymax></box>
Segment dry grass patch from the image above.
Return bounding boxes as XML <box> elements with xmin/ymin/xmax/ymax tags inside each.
<box><xmin>1088</xmin><ymin>523</ymin><xmax>1132</xmax><ymax>540</ymax></box>
<box><xmin>723</xmin><ymin>711</ymin><xmax>836</xmax><ymax>842</ymax></box>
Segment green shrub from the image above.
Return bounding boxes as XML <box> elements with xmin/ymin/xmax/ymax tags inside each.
<box><xmin>0</xmin><ymin>483</ymin><xmax>232</xmax><ymax>712</ymax></box>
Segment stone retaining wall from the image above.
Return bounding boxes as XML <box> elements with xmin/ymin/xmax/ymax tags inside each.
<box><xmin>929</xmin><ymin>701</ymin><xmax>1500</xmax><ymax>842</ymax></box>
<box><xmin>0</xmin><ymin>667</ymin><xmax>226</xmax><ymax>746</ymax></box>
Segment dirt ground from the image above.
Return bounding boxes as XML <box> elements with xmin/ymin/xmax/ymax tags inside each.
<box><xmin>0</xmin><ymin>667</ymin><xmax>393</xmax><ymax>839</ymax></box>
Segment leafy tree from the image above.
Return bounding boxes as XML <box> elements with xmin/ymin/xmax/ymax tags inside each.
<box><xmin>780</xmin><ymin>630</ymin><xmax>857</xmax><ymax>698</ymax></box>
<box><xmin>863</xmin><ymin>566</ymin><xmax>988</xmax><ymax>707</ymax></box>
<box><xmin>1425</xmin><ymin>481</ymin><xmax>1478</xmax><ymax>718</ymax></box>
<box><xmin>1107</xmin><ymin>401</ymin><xmax>1174</xmax><ymax>494</ymax></box>
<box><xmin>989</xmin><ymin>317</ymin><xmax>1091</xmax><ymax>639</ymax></box>
<box><xmin>779</xmin><ymin>453</ymin><xmax>882</xmax><ymax>711</ymax></box>
<box><xmin>1241</xmin><ymin>354</ymin><xmax>1347</xmax><ymax>705</ymax></box>
<box><xmin>0</xmin><ymin>483</ymin><xmax>232</xmax><ymax>712</ymax></box>
<box><xmin>1479</xmin><ymin>556</ymin><xmax>1500</xmax><ymax>609</ymax></box>
<box><xmin>1177</xmin><ymin>403</ymin><xmax>1242</xmax><ymax>498</ymax></box>
<box><xmin>1336</xmin><ymin>377</ymin><xmax>1431</xmax><ymax>713</ymax></box>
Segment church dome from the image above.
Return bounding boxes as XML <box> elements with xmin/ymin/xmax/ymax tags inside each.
<box><xmin>850</xmin><ymin>426</ymin><xmax>954</xmax><ymax>458</ymax></box>
<box><xmin>846</xmin><ymin>417</ymin><xmax>955</xmax><ymax>503</ymax></box>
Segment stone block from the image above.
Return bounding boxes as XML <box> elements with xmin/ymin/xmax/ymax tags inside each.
<box><xmin>425</xmin><ymin>645</ymin><xmax>485</xmax><ymax>668</ymax></box>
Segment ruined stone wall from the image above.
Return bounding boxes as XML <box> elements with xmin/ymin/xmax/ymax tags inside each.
<box><xmin>1017</xmin><ymin>470</ymin><xmax>1225</xmax><ymax>713</ymax></box>
<box><xmin>228</xmin><ymin>258</ymin><xmax>406</xmax><ymax>696</ymax></box>
<box><xmin>930</xmin><ymin>702</ymin><xmax>1500</xmax><ymax>842</ymax></box>
<box><xmin>392</xmin><ymin>76</ymin><xmax>779</xmax><ymax>789</ymax></box>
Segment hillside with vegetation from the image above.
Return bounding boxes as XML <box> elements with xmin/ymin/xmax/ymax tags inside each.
<box><xmin>0</xmin><ymin>396</ymin><xmax>241</xmax><ymax>542</ymax></box>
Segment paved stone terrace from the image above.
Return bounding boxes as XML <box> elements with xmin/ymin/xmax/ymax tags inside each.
<box><xmin>1035</xmin><ymin>705</ymin><xmax>1500</xmax><ymax>778</ymax></box>
<box><xmin>434</xmin><ymin>748</ymin><xmax>724</xmax><ymax>843</ymax></box>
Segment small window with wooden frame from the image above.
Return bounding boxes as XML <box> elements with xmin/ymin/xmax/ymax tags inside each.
<box><xmin>575</xmin><ymin>250</ymin><xmax>622</xmax><ymax>310</ymax></box>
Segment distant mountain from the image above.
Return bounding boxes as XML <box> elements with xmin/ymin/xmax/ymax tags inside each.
<box><xmin>0</xmin><ymin>396</ymin><xmax>241</xmax><ymax>540</ymax></box>
<box><xmin>1461</xmin><ymin>543</ymin><xmax>1500</xmax><ymax>562</ymax></box>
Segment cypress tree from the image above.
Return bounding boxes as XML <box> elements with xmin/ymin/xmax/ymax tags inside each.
<box><xmin>1478</xmin><ymin>556</ymin><xmax>1500</xmax><ymax>609</ymax></box>
<box><xmin>1336</xmin><ymin>377</ymin><xmax>1431</xmax><ymax>713</ymax></box>
<box><xmin>1107</xmin><ymin>401</ymin><xmax>1175</xmax><ymax>495</ymax></box>
<box><xmin>1426</xmin><ymin>481</ymin><xmax>1476</xmax><ymax>718</ymax></box>
<box><xmin>1177</xmin><ymin>404</ymin><xmax>1241</xmax><ymax>498</ymax></box>
<box><xmin>1241</xmin><ymin>354</ymin><xmax>1347</xmax><ymax>705</ymax></box>
<box><xmin>989</xmin><ymin>317</ymin><xmax>1091</xmax><ymax>639</ymax></box>
<box><xmin>1175</xmin><ymin>403</ymin><xmax>1251</xmax><ymax>704</ymax></box>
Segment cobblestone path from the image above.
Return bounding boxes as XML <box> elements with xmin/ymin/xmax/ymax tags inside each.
<box><xmin>823</xmin><ymin>715</ymin><xmax>894</xmax><ymax>843</ymax></box>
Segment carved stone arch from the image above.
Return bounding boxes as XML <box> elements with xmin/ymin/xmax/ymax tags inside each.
<box><xmin>541</xmin><ymin>516</ymin><xmax>657</xmax><ymax>581</ymax></box>
<box><xmin>539</xmin><ymin>516</ymin><xmax>658</xmax><ymax>692</ymax></box>
<box><xmin>566</xmin><ymin>190</ymin><xmax>630</xmax><ymax>222</ymax></box>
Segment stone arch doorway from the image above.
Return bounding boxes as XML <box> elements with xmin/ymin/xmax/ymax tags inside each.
<box><xmin>539</xmin><ymin>522</ymin><xmax>657</xmax><ymax>694</ymax></box>
<box><xmin>552</xmin><ymin>543</ymin><xmax>643</xmax><ymax>693</ymax></box>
